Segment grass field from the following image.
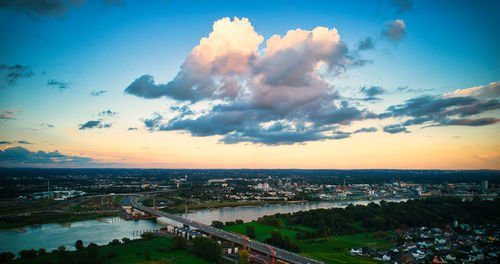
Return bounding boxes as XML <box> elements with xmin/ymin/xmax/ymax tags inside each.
<box><xmin>278</xmin><ymin>218</ymin><xmax>319</xmax><ymax>233</ymax></box>
<box><xmin>222</xmin><ymin>222</ymin><xmax>299</xmax><ymax>242</ymax></box>
<box><xmin>223</xmin><ymin>222</ymin><xmax>390</xmax><ymax>264</ymax></box>
<box><xmin>9</xmin><ymin>237</ymin><xmax>209</xmax><ymax>264</ymax></box>
<box><xmin>113</xmin><ymin>196</ymin><xmax>125</xmax><ymax>204</ymax></box>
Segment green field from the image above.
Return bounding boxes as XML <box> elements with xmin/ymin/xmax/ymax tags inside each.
<box><xmin>113</xmin><ymin>196</ymin><xmax>125</xmax><ymax>204</ymax></box>
<box><xmin>223</xmin><ymin>222</ymin><xmax>390</xmax><ymax>264</ymax></box>
<box><xmin>223</xmin><ymin>222</ymin><xmax>299</xmax><ymax>242</ymax></box>
<box><xmin>9</xmin><ymin>237</ymin><xmax>209</xmax><ymax>264</ymax></box>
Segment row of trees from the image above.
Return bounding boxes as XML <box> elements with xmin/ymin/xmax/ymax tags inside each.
<box><xmin>210</xmin><ymin>219</ymin><xmax>244</xmax><ymax>228</ymax></box>
<box><xmin>277</xmin><ymin>197</ymin><xmax>500</xmax><ymax>239</ymax></box>
<box><xmin>264</xmin><ymin>230</ymin><xmax>300</xmax><ymax>252</ymax></box>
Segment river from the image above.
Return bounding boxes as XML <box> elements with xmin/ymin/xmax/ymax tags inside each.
<box><xmin>0</xmin><ymin>199</ymin><xmax>406</xmax><ymax>254</ymax></box>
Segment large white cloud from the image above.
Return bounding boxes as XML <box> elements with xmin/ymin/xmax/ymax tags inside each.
<box><xmin>126</xmin><ymin>17</ymin><xmax>372</xmax><ymax>144</ymax></box>
<box><xmin>126</xmin><ymin>17</ymin><xmax>499</xmax><ymax>144</ymax></box>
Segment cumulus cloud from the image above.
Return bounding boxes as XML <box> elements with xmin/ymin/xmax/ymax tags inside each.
<box><xmin>0</xmin><ymin>109</ymin><xmax>22</xmax><ymax>120</ymax></box>
<box><xmin>90</xmin><ymin>90</ymin><xmax>107</xmax><ymax>96</ymax></box>
<box><xmin>78</xmin><ymin>120</ymin><xmax>111</xmax><ymax>130</ymax></box>
<box><xmin>381</xmin><ymin>81</ymin><xmax>500</xmax><ymax>133</ymax></box>
<box><xmin>444</xmin><ymin>81</ymin><xmax>500</xmax><ymax>99</ymax></box>
<box><xmin>0</xmin><ymin>64</ymin><xmax>34</xmax><ymax>87</ymax></box>
<box><xmin>126</xmin><ymin>17</ymin><xmax>373</xmax><ymax>145</ymax></box>
<box><xmin>0</xmin><ymin>146</ymin><xmax>94</xmax><ymax>166</ymax></box>
<box><xmin>382</xmin><ymin>19</ymin><xmax>406</xmax><ymax>42</ymax></box>
<box><xmin>47</xmin><ymin>79</ymin><xmax>69</xmax><ymax>89</ymax></box>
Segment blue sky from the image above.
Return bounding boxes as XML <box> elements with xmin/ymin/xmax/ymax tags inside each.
<box><xmin>0</xmin><ymin>0</ymin><xmax>499</xmax><ymax>169</ymax></box>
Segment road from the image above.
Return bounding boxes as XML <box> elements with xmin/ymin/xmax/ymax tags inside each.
<box><xmin>131</xmin><ymin>197</ymin><xmax>322</xmax><ymax>264</ymax></box>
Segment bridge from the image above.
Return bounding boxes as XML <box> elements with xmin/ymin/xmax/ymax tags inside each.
<box><xmin>130</xmin><ymin>197</ymin><xmax>322</xmax><ymax>264</ymax></box>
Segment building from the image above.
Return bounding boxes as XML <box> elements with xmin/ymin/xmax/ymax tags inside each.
<box><xmin>480</xmin><ymin>180</ymin><xmax>488</xmax><ymax>193</ymax></box>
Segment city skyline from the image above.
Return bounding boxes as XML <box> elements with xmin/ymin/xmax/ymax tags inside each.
<box><xmin>0</xmin><ymin>0</ymin><xmax>499</xmax><ymax>169</ymax></box>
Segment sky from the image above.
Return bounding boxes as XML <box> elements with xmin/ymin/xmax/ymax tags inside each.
<box><xmin>0</xmin><ymin>0</ymin><xmax>499</xmax><ymax>169</ymax></box>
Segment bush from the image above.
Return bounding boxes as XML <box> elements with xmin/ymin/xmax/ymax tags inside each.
<box><xmin>108</xmin><ymin>239</ymin><xmax>121</xmax><ymax>246</ymax></box>
<box><xmin>211</xmin><ymin>221</ymin><xmax>224</xmax><ymax>228</ymax></box>
<box><xmin>140</xmin><ymin>231</ymin><xmax>155</xmax><ymax>239</ymax></box>
<box><xmin>246</xmin><ymin>225</ymin><xmax>256</xmax><ymax>238</ymax></box>
<box><xmin>192</xmin><ymin>237</ymin><xmax>222</xmax><ymax>263</ymax></box>
<box><xmin>19</xmin><ymin>249</ymin><xmax>37</xmax><ymax>259</ymax></box>
<box><xmin>0</xmin><ymin>252</ymin><xmax>15</xmax><ymax>262</ymax></box>
<box><xmin>172</xmin><ymin>235</ymin><xmax>188</xmax><ymax>250</ymax></box>
<box><xmin>75</xmin><ymin>240</ymin><xmax>85</xmax><ymax>250</ymax></box>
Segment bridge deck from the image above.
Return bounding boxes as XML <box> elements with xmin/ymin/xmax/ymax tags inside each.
<box><xmin>132</xmin><ymin>202</ymin><xmax>322</xmax><ymax>264</ymax></box>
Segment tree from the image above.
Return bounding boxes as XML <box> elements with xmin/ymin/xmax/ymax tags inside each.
<box><xmin>38</xmin><ymin>248</ymin><xmax>46</xmax><ymax>255</ymax></box>
<box><xmin>0</xmin><ymin>252</ymin><xmax>15</xmax><ymax>262</ymax></box>
<box><xmin>246</xmin><ymin>225</ymin><xmax>256</xmax><ymax>238</ymax></box>
<box><xmin>19</xmin><ymin>249</ymin><xmax>37</xmax><ymax>259</ymax></box>
<box><xmin>235</xmin><ymin>219</ymin><xmax>244</xmax><ymax>225</ymax></box>
<box><xmin>75</xmin><ymin>240</ymin><xmax>85</xmax><ymax>250</ymax></box>
<box><xmin>289</xmin><ymin>242</ymin><xmax>300</xmax><ymax>252</ymax></box>
<box><xmin>108</xmin><ymin>239</ymin><xmax>121</xmax><ymax>246</ymax></box>
<box><xmin>211</xmin><ymin>220</ymin><xmax>224</xmax><ymax>228</ymax></box>
<box><xmin>58</xmin><ymin>246</ymin><xmax>66</xmax><ymax>252</ymax></box>
<box><xmin>140</xmin><ymin>231</ymin><xmax>154</xmax><ymax>239</ymax></box>
<box><xmin>122</xmin><ymin>237</ymin><xmax>131</xmax><ymax>243</ymax></box>
<box><xmin>238</xmin><ymin>249</ymin><xmax>249</xmax><ymax>264</ymax></box>
<box><xmin>192</xmin><ymin>237</ymin><xmax>222</xmax><ymax>263</ymax></box>
<box><xmin>87</xmin><ymin>243</ymin><xmax>99</xmax><ymax>264</ymax></box>
<box><xmin>265</xmin><ymin>230</ymin><xmax>284</xmax><ymax>248</ymax></box>
<box><xmin>283</xmin><ymin>235</ymin><xmax>291</xmax><ymax>250</ymax></box>
<box><xmin>172</xmin><ymin>235</ymin><xmax>188</xmax><ymax>250</ymax></box>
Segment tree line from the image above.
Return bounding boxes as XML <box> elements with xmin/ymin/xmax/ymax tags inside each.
<box><xmin>271</xmin><ymin>197</ymin><xmax>500</xmax><ymax>239</ymax></box>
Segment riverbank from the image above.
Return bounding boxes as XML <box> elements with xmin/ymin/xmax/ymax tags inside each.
<box><xmin>162</xmin><ymin>196</ymin><xmax>413</xmax><ymax>214</ymax></box>
<box><xmin>0</xmin><ymin>211</ymin><xmax>119</xmax><ymax>230</ymax></box>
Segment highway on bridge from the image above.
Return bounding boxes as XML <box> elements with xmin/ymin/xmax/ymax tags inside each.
<box><xmin>131</xmin><ymin>197</ymin><xmax>322</xmax><ymax>264</ymax></box>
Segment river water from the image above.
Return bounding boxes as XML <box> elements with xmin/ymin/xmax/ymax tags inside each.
<box><xmin>0</xmin><ymin>199</ymin><xmax>405</xmax><ymax>254</ymax></box>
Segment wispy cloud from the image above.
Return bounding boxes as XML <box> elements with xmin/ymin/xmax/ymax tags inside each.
<box><xmin>0</xmin><ymin>64</ymin><xmax>33</xmax><ymax>87</ymax></box>
<box><xmin>47</xmin><ymin>79</ymin><xmax>69</xmax><ymax>89</ymax></box>
<box><xmin>78</xmin><ymin>120</ymin><xmax>112</xmax><ymax>130</ymax></box>
<box><xmin>90</xmin><ymin>90</ymin><xmax>107</xmax><ymax>96</ymax></box>
<box><xmin>15</xmin><ymin>140</ymin><xmax>33</xmax><ymax>144</ymax></box>
<box><xmin>0</xmin><ymin>109</ymin><xmax>22</xmax><ymax>120</ymax></box>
